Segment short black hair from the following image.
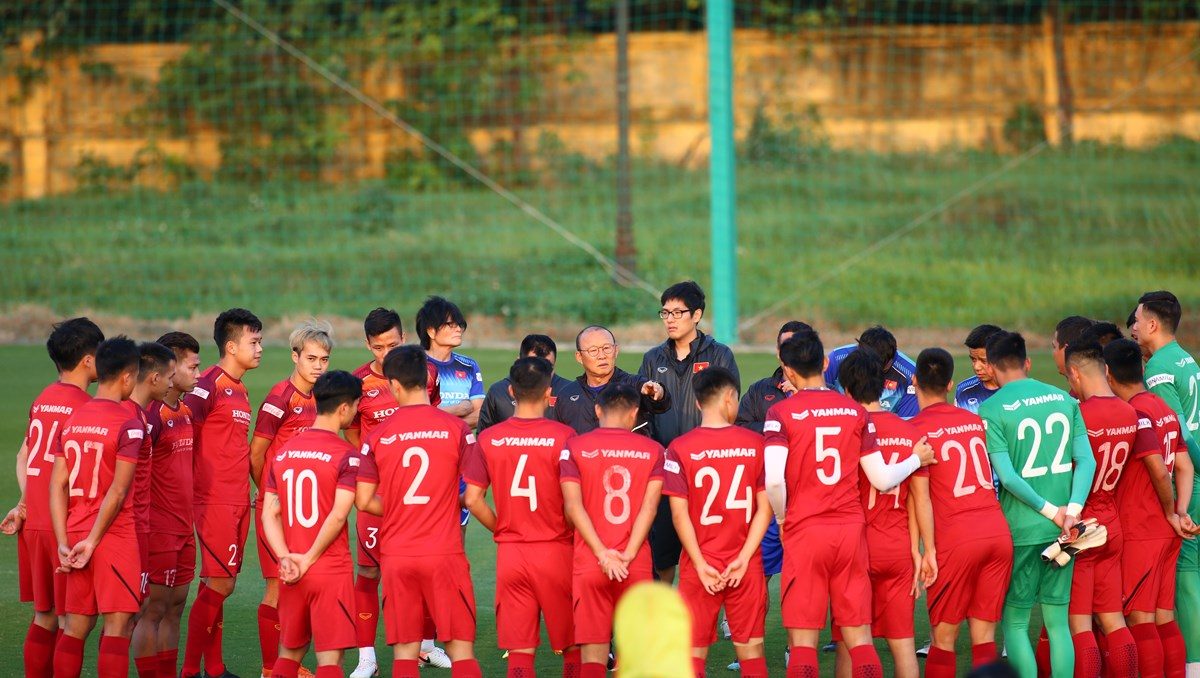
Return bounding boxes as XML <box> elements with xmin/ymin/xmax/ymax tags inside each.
<box><xmin>1065</xmin><ymin>340</ymin><xmax>1105</xmax><ymax>373</ymax></box>
<box><xmin>46</xmin><ymin>317</ymin><xmax>105</xmax><ymax>373</ymax></box>
<box><xmin>509</xmin><ymin>356</ymin><xmax>554</xmax><ymax>402</ymax></box>
<box><xmin>857</xmin><ymin>326</ymin><xmax>897</xmax><ymax>368</ymax></box>
<box><xmin>575</xmin><ymin>325</ymin><xmax>614</xmax><ymax>351</ymax></box>
<box><xmin>1104</xmin><ymin>339</ymin><xmax>1145</xmax><ymax>386</ymax></box>
<box><xmin>138</xmin><ymin>342</ymin><xmax>176</xmax><ymax>381</ymax></box>
<box><xmin>415</xmin><ymin>296</ymin><xmax>467</xmax><ymax>349</ymax></box>
<box><xmin>364</xmin><ymin>307</ymin><xmax>403</xmax><ymax>339</ymax></box>
<box><xmin>382</xmin><ymin>345</ymin><xmax>430</xmax><ymax>390</ymax></box>
<box><xmin>964</xmin><ymin>324</ymin><xmax>1004</xmax><ymax>351</ymax></box>
<box><xmin>985</xmin><ymin>331</ymin><xmax>1027</xmax><ymax>371</ymax></box>
<box><xmin>694</xmin><ymin>366</ymin><xmax>740</xmax><ymax>407</ymax></box>
<box><xmin>1054</xmin><ymin>315</ymin><xmax>1094</xmax><ymax>349</ymax></box>
<box><xmin>1080</xmin><ymin>322</ymin><xmax>1123</xmax><ymax>347</ymax></box>
<box><xmin>660</xmin><ymin>280</ymin><xmax>706</xmax><ymax>313</ymax></box>
<box><xmin>596</xmin><ymin>381</ymin><xmax>641</xmax><ymax>413</ymax></box>
<box><xmin>915</xmin><ymin>347</ymin><xmax>955</xmax><ymax>394</ymax></box>
<box><xmin>779</xmin><ymin>329</ymin><xmax>824</xmax><ymax>378</ymax></box>
<box><xmin>519</xmin><ymin>334</ymin><xmax>557</xmax><ymax>359</ymax></box>
<box><xmin>95</xmin><ymin>336</ymin><xmax>141</xmax><ymax>383</ymax></box>
<box><xmin>213</xmin><ymin>308</ymin><xmax>262</xmax><ymax>357</ymax></box>
<box><xmin>838</xmin><ymin>348</ymin><xmax>884</xmax><ymax>405</ymax></box>
<box><xmin>314</xmin><ymin>370</ymin><xmax>363</xmax><ymax>415</ymax></box>
<box><xmin>1127</xmin><ymin>309</ymin><xmax>1137</xmax><ymax>329</ymax></box>
<box><xmin>157</xmin><ymin>331</ymin><xmax>200</xmax><ymax>358</ymax></box>
<box><xmin>777</xmin><ymin>320</ymin><xmax>813</xmax><ymax>344</ymax></box>
<box><xmin>1139</xmin><ymin>290</ymin><xmax>1182</xmax><ymax>334</ymax></box>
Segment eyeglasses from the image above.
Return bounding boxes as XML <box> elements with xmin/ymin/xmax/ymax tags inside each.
<box><xmin>658</xmin><ymin>309</ymin><xmax>692</xmax><ymax>320</ymax></box>
<box><xmin>580</xmin><ymin>344</ymin><xmax>617</xmax><ymax>358</ymax></box>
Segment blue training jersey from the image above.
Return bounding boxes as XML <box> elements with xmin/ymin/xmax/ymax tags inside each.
<box><xmin>825</xmin><ymin>343</ymin><xmax>918</xmax><ymax>417</ymax></box>
<box><xmin>427</xmin><ymin>352</ymin><xmax>485</xmax><ymax>407</ymax></box>
<box><xmin>955</xmin><ymin>375</ymin><xmax>998</xmax><ymax>414</ymax></box>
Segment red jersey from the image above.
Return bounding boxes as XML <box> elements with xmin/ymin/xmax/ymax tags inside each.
<box><xmin>909</xmin><ymin>402</ymin><xmax>1005</xmax><ymax>544</ymax></box>
<box><xmin>462</xmin><ymin>417</ymin><xmax>575</xmax><ymax>544</ymax></box>
<box><xmin>762</xmin><ymin>389</ymin><xmax>877</xmax><ymax>530</ymax></box>
<box><xmin>1079</xmin><ymin>395</ymin><xmax>1148</xmax><ymax>535</ymax></box>
<box><xmin>663</xmin><ymin>425</ymin><xmax>765</xmax><ymax>566</ymax></box>
<box><xmin>54</xmin><ymin>399</ymin><xmax>144</xmax><ymax>536</ymax></box>
<box><xmin>1119</xmin><ymin>391</ymin><xmax>1185</xmax><ymax>541</ymax></box>
<box><xmin>145</xmin><ymin>399</ymin><xmax>195</xmax><ymax>536</ymax></box>
<box><xmin>357</xmin><ymin>404</ymin><xmax>473</xmax><ymax>557</ymax></box>
<box><xmin>22</xmin><ymin>382</ymin><xmax>91</xmax><ymax>532</ymax></box>
<box><xmin>559</xmin><ymin>428</ymin><xmax>666</xmax><ymax>571</ymax></box>
<box><xmin>859</xmin><ymin>411</ymin><xmax>917</xmax><ymax>561</ymax></box>
<box><xmin>349</xmin><ymin>361</ymin><xmax>442</xmax><ymax>440</ymax></box>
<box><xmin>184</xmin><ymin>365</ymin><xmax>253</xmax><ymax>506</ymax></box>
<box><xmin>122</xmin><ymin>400</ymin><xmax>153</xmax><ymax>534</ymax></box>
<box><xmin>253</xmin><ymin>379</ymin><xmax>316</xmax><ymax>507</ymax></box>
<box><xmin>264</xmin><ymin>429</ymin><xmax>358</xmax><ymax>576</ymax></box>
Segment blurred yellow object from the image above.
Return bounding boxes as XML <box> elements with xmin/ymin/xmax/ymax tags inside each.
<box><xmin>613</xmin><ymin>582</ymin><xmax>693</xmax><ymax>678</ymax></box>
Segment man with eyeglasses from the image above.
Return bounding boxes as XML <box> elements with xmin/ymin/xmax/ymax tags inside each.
<box><xmin>554</xmin><ymin>325</ymin><xmax>670</xmax><ymax>436</ymax></box>
<box><xmin>638</xmin><ymin>281</ymin><xmax>740</xmax><ymax>584</ymax></box>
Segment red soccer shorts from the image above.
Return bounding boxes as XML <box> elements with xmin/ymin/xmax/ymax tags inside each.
<box><xmin>495</xmin><ymin>541</ymin><xmax>574</xmax><ymax>651</ymax></box>
<box><xmin>571</xmin><ymin>550</ymin><xmax>653</xmax><ymax>645</ymax></box>
<box><xmin>278</xmin><ymin>572</ymin><xmax>357</xmax><ymax>652</ymax></box>
<box><xmin>679</xmin><ymin>554</ymin><xmax>766</xmax><ymax>647</ymax></box>
<box><xmin>254</xmin><ymin>507</ymin><xmax>279</xmax><ymax>580</ymax></box>
<box><xmin>926</xmin><ymin>534</ymin><xmax>1012</xmax><ymax>626</ymax></box>
<box><xmin>1124</xmin><ymin>537</ymin><xmax>1181</xmax><ymax>614</ymax></box>
<box><xmin>781</xmin><ymin>523</ymin><xmax>871</xmax><ymax>630</ymax></box>
<box><xmin>382</xmin><ymin>553</ymin><xmax>476</xmax><ymax>645</ymax></box>
<box><xmin>148</xmin><ymin>533</ymin><xmax>196</xmax><ymax>588</ymax></box>
<box><xmin>63</xmin><ymin>530</ymin><xmax>142</xmax><ymax>615</ymax></box>
<box><xmin>357</xmin><ymin>513</ymin><xmax>382</xmax><ymax>568</ymax></box>
<box><xmin>194</xmin><ymin>503</ymin><xmax>249</xmax><ymax>579</ymax></box>
<box><xmin>19</xmin><ymin>528</ymin><xmax>65</xmax><ymax>614</ymax></box>
<box><xmin>1070</xmin><ymin>528</ymin><xmax>1124</xmax><ymax>615</ymax></box>
<box><xmin>867</xmin><ymin>555</ymin><xmax>915</xmax><ymax>639</ymax></box>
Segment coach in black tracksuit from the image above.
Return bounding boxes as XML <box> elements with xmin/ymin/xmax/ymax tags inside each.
<box><xmin>639</xmin><ymin>281</ymin><xmax>739</xmax><ymax>584</ymax></box>
<box><xmin>554</xmin><ymin>326</ymin><xmax>670</xmax><ymax>435</ymax></box>
<box><xmin>476</xmin><ymin>334</ymin><xmax>573</xmax><ymax>433</ymax></box>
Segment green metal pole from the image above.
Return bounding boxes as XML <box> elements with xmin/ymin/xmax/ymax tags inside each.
<box><xmin>707</xmin><ymin>0</ymin><xmax>737</xmax><ymax>344</ymax></box>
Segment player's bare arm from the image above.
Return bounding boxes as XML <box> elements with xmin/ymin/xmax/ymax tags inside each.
<box><xmin>621</xmin><ymin>478</ymin><xmax>663</xmax><ymax>566</ymax></box>
<box><xmin>294</xmin><ymin>487</ymin><xmax>356</xmax><ymax>580</ymax></box>
<box><xmin>354</xmin><ymin>478</ymin><xmax>384</xmax><ymax>517</ymax></box>
<box><xmin>72</xmin><ymin>457</ymin><xmax>136</xmax><ymax>569</ymax></box>
<box><xmin>260</xmin><ymin>490</ymin><xmax>296</xmax><ymax>582</ymax></box>
<box><xmin>668</xmin><ymin>495</ymin><xmax>723</xmax><ymax>594</ymax></box>
<box><xmin>906</xmin><ymin>493</ymin><xmax>923</xmax><ymax>596</ymax></box>
<box><xmin>462</xmin><ymin>484</ymin><xmax>497</xmax><ymax>533</ymax></box>
<box><xmin>49</xmin><ymin>455</ymin><xmax>71</xmax><ymax>570</ymax></box>
<box><xmin>909</xmin><ymin>474</ymin><xmax>937</xmax><ymax>587</ymax></box>
<box><xmin>1174</xmin><ymin>448</ymin><xmax>1200</xmax><ymax>534</ymax></box>
<box><xmin>0</xmin><ymin>442</ymin><xmax>27</xmax><ymax>534</ymax></box>
<box><xmin>249</xmin><ymin>435</ymin><xmax>271</xmax><ymax>491</ymax></box>
<box><xmin>561</xmin><ymin>480</ymin><xmax>626</xmax><ymax>581</ymax></box>
<box><xmin>723</xmin><ymin>490</ymin><xmax>772</xmax><ymax>588</ymax></box>
<box><xmin>1144</xmin><ymin>452</ymin><xmax>1190</xmax><ymax>539</ymax></box>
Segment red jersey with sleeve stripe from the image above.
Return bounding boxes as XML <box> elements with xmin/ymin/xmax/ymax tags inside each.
<box><xmin>122</xmin><ymin>400</ymin><xmax>153</xmax><ymax>535</ymax></box>
<box><xmin>145</xmin><ymin>399</ymin><xmax>195</xmax><ymax>536</ymax></box>
<box><xmin>762</xmin><ymin>389</ymin><xmax>876</xmax><ymax>529</ymax></box>
<box><xmin>559</xmin><ymin>427</ymin><xmax>666</xmax><ymax>571</ymax></box>
<box><xmin>1119</xmin><ymin>391</ymin><xmax>1183</xmax><ymax>542</ymax></box>
<box><xmin>348</xmin><ymin>361</ymin><xmax>441</xmax><ymax>440</ymax></box>
<box><xmin>662</xmin><ymin>425</ymin><xmax>765</xmax><ymax>566</ymax></box>
<box><xmin>859</xmin><ymin>411</ymin><xmax>917</xmax><ymax>561</ymax></box>
<box><xmin>54</xmin><ymin>399</ymin><xmax>144</xmax><ymax>536</ymax></box>
<box><xmin>22</xmin><ymin>381</ymin><xmax>91</xmax><ymax>532</ymax></box>
<box><xmin>184</xmin><ymin>365</ymin><xmax>253</xmax><ymax>506</ymax></box>
<box><xmin>909</xmin><ymin>402</ymin><xmax>1005</xmax><ymax>544</ymax></box>
<box><xmin>356</xmin><ymin>404</ymin><xmax>472</xmax><ymax>557</ymax></box>
<box><xmin>253</xmin><ymin>379</ymin><xmax>316</xmax><ymax>508</ymax></box>
<box><xmin>1079</xmin><ymin>395</ymin><xmax>1146</xmax><ymax>535</ymax></box>
<box><xmin>264</xmin><ymin>428</ymin><xmax>358</xmax><ymax>577</ymax></box>
<box><xmin>461</xmin><ymin>416</ymin><xmax>575</xmax><ymax>544</ymax></box>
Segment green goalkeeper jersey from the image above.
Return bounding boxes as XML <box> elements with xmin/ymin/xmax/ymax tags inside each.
<box><xmin>980</xmin><ymin>378</ymin><xmax>1094</xmax><ymax>547</ymax></box>
<box><xmin>1145</xmin><ymin>339</ymin><xmax>1200</xmax><ymax>459</ymax></box>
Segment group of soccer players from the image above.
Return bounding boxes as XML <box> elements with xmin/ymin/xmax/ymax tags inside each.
<box><xmin>6</xmin><ymin>283</ymin><xmax>1200</xmax><ymax>678</ymax></box>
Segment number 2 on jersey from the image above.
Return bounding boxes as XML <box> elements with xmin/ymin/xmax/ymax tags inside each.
<box><xmin>24</xmin><ymin>418</ymin><xmax>60</xmax><ymax>477</ymax></box>
<box><xmin>1018</xmin><ymin>413</ymin><xmax>1072</xmax><ymax>478</ymax></box>
<box><xmin>695</xmin><ymin>465</ymin><xmax>753</xmax><ymax>525</ymax></box>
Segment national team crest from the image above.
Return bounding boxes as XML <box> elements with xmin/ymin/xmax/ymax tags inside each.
<box><xmin>455</xmin><ymin>370</ymin><xmax>467</xmax><ymax>379</ymax></box>
<box><xmin>693</xmin><ymin>362</ymin><xmax>710</xmax><ymax>373</ymax></box>
<box><xmin>884</xmin><ymin>379</ymin><xmax>898</xmax><ymax>390</ymax></box>
<box><xmin>224</xmin><ymin>388</ymin><xmax>234</xmax><ymax>396</ymax></box>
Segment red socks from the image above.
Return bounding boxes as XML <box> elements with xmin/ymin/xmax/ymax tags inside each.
<box><xmin>355</xmin><ymin>574</ymin><xmax>379</xmax><ymax>648</ymax></box>
<box><xmin>1036</xmin><ymin>627</ymin><xmax>1052</xmax><ymax>678</ymax></box>
<box><xmin>1103</xmin><ymin>626</ymin><xmax>1138</xmax><ymax>678</ymax></box>
<box><xmin>24</xmin><ymin>622</ymin><xmax>55</xmax><ymax>678</ymax></box>
<box><xmin>972</xmin><ymin>642</ymin><xmax>998</xmax><ymax>667</ymax></box>
<box><xmin>926</xmin><ymin>646</ymin><xmax>956</xmax><ymax>678</ymax></box>
<box><xmin>581</xmin><ymin>662</ymin><xmax>607</xmax><ymax>678</ymax></box>
<box><xmin>207</xmin><ymin>604</ymin><xmax>226</xmax><ymax>676</ymax></box>
<box><xmin>158</xmin><ymin>649</ymin><xmax>178</xmax><ymax>678</ymax></box>
<box><xmin>182</xmin><ymin>583</ymin><xmax>226</xmax><ymax>676</ymax></box>
<box><xmin>1159</xmin><ymin>621</ymin><xmax>1186</xmax><ymax>678</ymax></box>
<box><xmin>848</xmin><ymin>644</ymin><xmax>882</xmax><ymax>678</ymax></box>
<box><xmin>393</xmin><ymin>659</ymin><xmax>421</xmax><ymax>678</ymax></box>
<box><xmin>739</xmin><ymin>656</ymin><xmax>768</xmax><ymax>677</ymax></box>
<box><xmin>97</xmin><ymin>635</ymin><xmax>131</xmax><ymax>678</ymax></box>
<box><xmin>451</xmin><ymin>659</ymin><xmax>483</xmax><ymax>678</ymax></box>
<box><xmin>52</xmin><ymin>633</ymin><xmax>84</xmax><ymax>678</ymax></box>
<box><xmin>508</xmin><ymin>652</ymin><xmax>536</xmax><ymax>678</ymax></box>
<box><xmin>1073</xmin><ymin>631</ymin><xmax>1102</xmax><ymax>678</ymax></box>
<box><xmin>692</xmin><ymin>655</ymin><xmax>706</xmax><ymax>678</ymax></box>
<box><xmin>787</xmin><ymin>647</ymin><xmax>818</xmax><ymax>678</ymax></box>
<box><xmin>271</xmin><ymin>657</ymin><xmax>300</xmax><ymax>678</ymax></box>
<box><xmin>1131</xmin><ymin>623</ymin><xmax>1164</xmax><ymax>677</ymax></box>
<box><xmin>133</xmin><ymin>654</ymin><xmax>158</xmax><ymax>678</ymax></box>
<box><xmin>562</xmin><ymin>647</ymin><xmax>582</xmax><ymax>678</ymax></box>
<box><xmin>258</xmin><ymin>602</ymin><xmax>280</xmax><ymax>671</ymax></box>
<box><xmin>315</xmin><ymin>667</ymin><xmax>342</xmax><ymax>678</ymax></box>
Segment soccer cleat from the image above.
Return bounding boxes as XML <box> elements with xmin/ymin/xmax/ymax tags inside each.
<box><xmin>262</xmin><ymin>667</ymin><xmax>316</xmax><ymax>678</ymax></box>
<box><xmin>821</xmin><ymin>641</ymin><xmax>836</xmax><ymax>653</ymax></box>
<box><xmin>726</xmin><ymin>660</ymin><xmax>740</xmax><ymax>671</ymax></box>
<box><xmin>419</xmin><ymin>646</ymin><xmax>452</xmax><ymax>669</ymax></box>
<box><xmin>916</xmin><ymin>641</ymin><xmax>931</xmax><ymax>657</ymax></box>
<box><xmin>720</xmin><ymin>617</ymin><xmax>732</xmax><ymax>640</ymax></box>
<box><xmin>209</xmin><ymin>672</ymin><xmax>243</xmax><ymax>678</ymax></box>
<box><xmin>349</xmin><ymin>656</ymin><xmax>380</xmax><ymax>678</ymax></box>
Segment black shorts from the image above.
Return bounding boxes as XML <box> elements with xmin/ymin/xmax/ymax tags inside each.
<box><xmin>649</xmin><ymin>496</ymin><xmax>682</xmax><ymax>572</ymax></box>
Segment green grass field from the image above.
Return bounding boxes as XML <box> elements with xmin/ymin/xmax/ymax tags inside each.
<box><xmin>0</xmin><ymin>344</ymin><xmax>1062</xmax><ymax>676</ymax></box>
